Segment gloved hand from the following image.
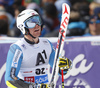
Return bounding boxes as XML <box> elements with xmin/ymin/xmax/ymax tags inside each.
<box><xmin>30</xmin><ymin>83</ymin><xmax>48</xmax><ymax>88</ymax></box>
<box><xmin>29</xmin><ymin>84</ymin><xmax>33</xmax><ymax>88</ymax></box>
<box><xmin>58</xmin><ymin>56</ymin><xmax>72</xmax><ymax>75</ymax></box>
<box><xmin>29</xmin><ymin>82</ymin><xmax>36</xmax><ymax>88</ymax></box>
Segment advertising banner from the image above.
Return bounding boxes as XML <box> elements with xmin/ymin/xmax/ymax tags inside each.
<box><xmin>56</xmin><ymin>41</ymin><xmax>100</xmax><ymax>88</ymax></box>
<box><xmin>0</xmin><ymin>43</ymin><xmax>11</xmax><ymax>88</ymax></box>
<box><xmin>0</xmin><ymin>39</ymin><xmax>100</xmax><ymax>88</ymax></box>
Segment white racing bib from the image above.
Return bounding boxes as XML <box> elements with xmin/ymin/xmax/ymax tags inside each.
<box><xmin>15</xmin><ymin>38</ymin><xmax>53</xmax><ymax>84</ymax></box>
<box><xmin>18</xmin><ymin>64</ymin><xmax>49</xmax><ymax>84</ymax></box>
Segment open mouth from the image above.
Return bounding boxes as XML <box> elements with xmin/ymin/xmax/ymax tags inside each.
<box><xmin>34</xmin><ymin>29</ymin><xmax>39</xmax><ymax>32</ymax></box>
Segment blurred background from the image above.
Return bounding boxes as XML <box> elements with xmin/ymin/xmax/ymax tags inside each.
<box><xmin>0</xmin><ymin>0</ymin><xmax>100</xmax><ymax>38</ymax></box>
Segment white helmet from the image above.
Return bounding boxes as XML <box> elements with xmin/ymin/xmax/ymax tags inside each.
<box><xmin>16</xmin><ymin>9</ymin><xmax>41</xmax><ymax>35</ymax></box>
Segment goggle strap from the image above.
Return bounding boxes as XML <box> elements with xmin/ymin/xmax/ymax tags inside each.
<box><xmin>24</xmin><ymin>27</ymin><xmax>36</xmax><ymax>39</ymax></box>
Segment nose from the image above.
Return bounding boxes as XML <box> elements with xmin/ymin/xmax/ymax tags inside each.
<box><xmin>35</xmin><ymin>24</ymin><xmax>39</xmax><ymax>28</ymax></box>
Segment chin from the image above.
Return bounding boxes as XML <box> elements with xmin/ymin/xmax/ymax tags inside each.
<box><xmin>37</xmin><ymin>31</ymin><xmax>41</xmax><ymax>36</ymax></box>
<box><xmin>35</xmin><ymin>33</ymin><xmax>41</xmax><ymax>37</ymax></box>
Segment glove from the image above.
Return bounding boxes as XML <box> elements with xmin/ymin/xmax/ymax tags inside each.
<box><xmin>29</xmin><ymin>84</ymin><xmax>33</xmax><ymax>88</ymax></box>
<box><xmin>58</xmin><ymin>56</ymin><xmax>72</xmax><ymax>75</ymax></box>
<box><xmin>30</xmin><ymin>83</ymin><xmax>48</xmax><ymax>88</ymax></box>
<box><xmin>29</xmin><ymin>82</ymin><xmax>36</xmax><ymax>88</ymax></box>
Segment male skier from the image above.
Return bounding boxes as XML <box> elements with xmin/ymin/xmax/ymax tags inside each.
<box><xmin>5</xmin><ymin>9</ymin><xmax>72</xmax><ymax>88</ymax></box>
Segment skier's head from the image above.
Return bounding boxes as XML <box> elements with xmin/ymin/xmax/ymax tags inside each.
<box><xmin>16</xmin><ymin>9</ymin><xmax>42</xmax><ymax>38</ymax></box>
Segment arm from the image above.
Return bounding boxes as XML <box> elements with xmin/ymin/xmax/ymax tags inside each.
<box><xmin>5</xmin><ymin>44</ymin><xmax>33</xmax><ymax>88</ymax></box>
<box><xmin>5</xmin><ymin>44</ymin><xmax>23</xmax><ymax>81</ymax></box>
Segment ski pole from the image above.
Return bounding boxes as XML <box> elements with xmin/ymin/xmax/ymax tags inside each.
<box><xmin>61</xmin><ymin>69</ymin><xmax>64</xmax><ymax>88</ymax></box>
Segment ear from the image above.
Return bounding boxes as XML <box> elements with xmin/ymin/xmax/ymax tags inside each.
<box><xmin>24</xmin><ymin>27</ymin><xmax>29</xmax><ymax>35</ymax></box>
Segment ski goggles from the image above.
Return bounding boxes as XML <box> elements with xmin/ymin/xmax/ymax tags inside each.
<box><xmin>89</xmin><ymin>20</ymin><xmax>100</xmax><ymax>24</ymax></box>
<box><xmin>24</xmin><ymin>15</ymin><xmax>42</xmax><ymax>29</ymax></box>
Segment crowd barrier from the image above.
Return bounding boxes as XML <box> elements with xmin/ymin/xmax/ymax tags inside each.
<box><xmin>0</xmin><ymin>36</ymin><xmax>100</xmax><ymax>88</ymax></box>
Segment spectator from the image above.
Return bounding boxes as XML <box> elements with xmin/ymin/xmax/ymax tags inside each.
<box><xmin>89</xmin><ymin>1</ymin><xmax>100</xmax><ymax>16</ymax></box>
<box><xmin>41</xmin><ymin>0</ymin><xmax>56</xmax><ymax>6</ymax></box>
<box><xmin>83</xmin><ymin>14</ymin><xmax>100</xmax><ymax>36</ymax></box>
<box><xmin>9</xmin><ymin>6</ymin><xmax>26</xmax><ymax>37</ymax></box>
<box><xmin>26</xmin><ymin>2</ymin><xmax>40</xmax><ymax>14</ymax></box>
<box><xmin>94</xmin><ymin>7</ymin><xmax>100</xmax><ymax>15</ymax></box>
<box><xmin>12</xmin><ymin>0</ymin><xmax>22</xmax><ymax>10</ymax></box>
<box><xmin>66</xmin><ymin>21</ymin><xmax>86</xmax><ymax>36</ymax></box>
<box><xmin>0</xmin><ymin>7</ymin><xmax>10</xmax><ymax>36</ymax></box>
<box><xmin>70</xmin><ymin>1</ymin><xmax>90</xmax><ymax>25</ymax></box>
<box><xmin>0</xmin><ymin>12</ymin><xmax>8</xmax><ymax>22</ymax></box>
<box><xmin>0</xmin><ymin>5</ymin><xmax>13</xmax><ymax>26</ymax></box>
<box><xmin>93</xmin><ymin>0</ymin><xmax>100</xmax><ymax>3</ymax></box>
<box><xmin>69</xmin><ymin>10</ymin><xmax>80</xmax><ymax>23</ymax></box>
<box><xmin>0</xmin><ymin>19</ymin><xmax>9</xmax><ymax>36</ymax></box>
<box><xmin>0</xmin><ymin>0</ymin><xmax>15</xmax><ymax>16</ymax></box>
<box><xmin>69</xmin><ymin>0</ymin><xmax>89</xmax><ymax>5</ymax></box>
<box><xmin>42</xmin><ymin>3</ymin><xmax>60</xmax><ymax>37</ymax></box>
<box><xmin>55</xmin><ymin>0</ymin><xmax>71</xmax><ymax>13</ymax></box>
<box><xmin>22</xmin><ymin>0</ymin><xmax>41</xmax><ymax>7</ymax></box>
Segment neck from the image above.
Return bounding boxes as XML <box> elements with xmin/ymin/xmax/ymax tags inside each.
<box><xmin>24</xmin><ymin>35</ymin><xmax>39</xmax><ymax>44</ymax></box>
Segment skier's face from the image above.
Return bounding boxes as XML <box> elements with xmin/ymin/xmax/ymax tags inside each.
<box><xmin>24</xmin><ymin>15</ymin><xmax>42</xmax><ymax>37</ymax></box>
<box><xmin>29</xmin><ymin>24</ymin><xmax>41</xmax><ymax>37</ymax></box>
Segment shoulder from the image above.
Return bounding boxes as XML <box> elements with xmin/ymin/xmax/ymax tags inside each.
<box><xmin>39</xmin><ymin>38</ymin><xmax>54</xmax><ymax>49</ymax></box>
<box><xmin>14</xmin><ymin>38</ymin><xmax>25</xmax><ymax>45</ymax></box>
<box><xmin>39</xmin><ymin>38</ymin><xmax>54</xmax><ymax>47</ymax></box>
<box><xmin>39</xmin><ymin>38</ymin><xmax>51</xmax><ymax>44</ymax></box>
<box><xmin>10</xmin><ymin>38</ymin><xmax>25</xmax><ymax>51</ymax></box>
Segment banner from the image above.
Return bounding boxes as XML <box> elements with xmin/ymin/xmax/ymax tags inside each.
<box><xmin>0</xmin><ymin>43</ymin><xmax>11</xmax><ymax>88</ymax></box>
<box><xmin>56</xmin><ymin>41</ymin><xmax>100</xmax><ymax>88</ymax></box>
<box><xmin>0</xmin><ymin>37</ymin><xmax>100</xmax><ymax>88</ymax></box>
